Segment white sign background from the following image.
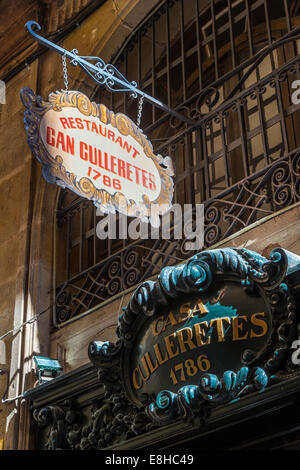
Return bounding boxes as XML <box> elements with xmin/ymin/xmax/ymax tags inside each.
<box><xmin>40</xmin><ymin>106</ymin><xmax>162</xmax><ymax>204</ymax></box>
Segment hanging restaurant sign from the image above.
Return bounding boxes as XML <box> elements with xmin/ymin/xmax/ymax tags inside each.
<box><xmin>20</xmin><ymin>87</ymin><xmax>174</xmax><ymax>220</ymax></box>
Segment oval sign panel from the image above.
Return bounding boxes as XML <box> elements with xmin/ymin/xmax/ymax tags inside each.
<box><xmin>126</xmin><ymin>280</ymin><xmax>272</xmax><ymax>405</ymax></box>
<box><xmin>21</xmin><ymin>88</ymin><xmax>174</xmax><ymax>220</ymax></box>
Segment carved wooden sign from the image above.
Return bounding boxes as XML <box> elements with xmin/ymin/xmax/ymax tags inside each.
<box><xmin>88</xmin><ymin>247</ymin><xmax>299</xmax><ymax>426</ymax></box>
<box><xmin>23</xmin><ymin>247</ymin><xmax>300</xmax><ymax>450</ymax></box>
<box><xmin>127</xmin><ymin>280</ymin><xmax>272</xmax><ymax>404</ymax></box>
<box><xmin>20</xmin><ymin>88</ymin><xmax>174</xmax><ymax>220</ymax></box>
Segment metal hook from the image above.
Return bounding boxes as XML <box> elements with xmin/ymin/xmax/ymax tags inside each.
<box><xmin>25</xmin><ymin>20</ymin><xmax>197</xmax><ymax>127</ymax></box>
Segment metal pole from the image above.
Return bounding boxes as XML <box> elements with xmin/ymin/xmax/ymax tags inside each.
<box><xmin>25</xmin><ymin>21</ymin><xmax>196</xmax><ymax>127</ymax></box>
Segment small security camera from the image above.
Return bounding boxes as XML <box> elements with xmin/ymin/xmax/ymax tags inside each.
<box><xmin>33</xmin><ymin>356</ymin><xmax>63</xmax><ymax>385</ymax></box>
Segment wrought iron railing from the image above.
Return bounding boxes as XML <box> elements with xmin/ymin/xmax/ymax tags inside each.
<box><xmin>93</xmin><ymin>0</ymin><xmax>300</xmax><ymax>136</ymax></box>
<box><xmin>154</xmin><ymin>46</ymin><xmax>300</xmax><ymax>203</ymax></box>
<box><xmin>54</xmin><ymin>0</ymin><xmax>300</xmax><ymax>326</ymax></box>
<box><xmin>54</xmin><ymin>146</ymin><xmax>300</xmax><ymax>326</ymax></box>
<box><xmin>203</xmin><ymin>147</ymin><xmax>300</xmax><ymax>245</ymax></box>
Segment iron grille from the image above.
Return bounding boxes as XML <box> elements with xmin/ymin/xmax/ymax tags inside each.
<box><xmin>54</xmin><ymin>0</ymin><xmax>300</xmax><ymax>326</ymax></box>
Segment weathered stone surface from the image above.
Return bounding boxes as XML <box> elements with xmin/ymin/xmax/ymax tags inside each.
<box><xmin>0</xmin><ymin>169</ymin><xmax>31</xmax><ymax>245</ymax></box>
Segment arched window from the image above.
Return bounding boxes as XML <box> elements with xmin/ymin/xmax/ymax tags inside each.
<box><xmin>54</xmin><ymin>0</ymin><xmax>300</xmax><ymax>326</ymax></box>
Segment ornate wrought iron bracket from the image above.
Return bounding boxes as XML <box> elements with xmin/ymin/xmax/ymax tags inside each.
<box><xmin>25</xmin><ymin>21</ymin><xmax>196</xmax><ymax>127</ymax></box>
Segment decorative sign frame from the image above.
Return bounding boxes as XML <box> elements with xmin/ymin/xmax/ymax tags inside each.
<box><xmin>124</xmin><ymin>277</ymin><xmax>273</xmax><ymax>407</ymax></box>
<box><xmin>20</xmin><ymin>87</ymin><xmax>174</xmax><ymax>221</ymax></box>
<box><xmin>88</xmin><ymin>247</ymin><xmax>300</xmax><ymax>427</ymax></box>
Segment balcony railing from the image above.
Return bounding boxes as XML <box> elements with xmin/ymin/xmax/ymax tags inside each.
<box><xmin>54</xmin><ymin>143</ymin><xmax>300</xmax><ymax>326</ymax></box>
<box><xmin>54</xmin><ymin>1</ymin><xmax>300</xmax><ymax>327</ymax></box>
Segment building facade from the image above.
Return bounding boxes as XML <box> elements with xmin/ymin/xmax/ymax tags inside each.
<box><xmin>0</xmin><ymin>0</ymin><xmax>300</xmax><ymax>450</ymax></box>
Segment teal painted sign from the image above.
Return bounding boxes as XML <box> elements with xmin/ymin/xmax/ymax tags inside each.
<box><xmin>129</xmin><ymin>280</ymin><xmax>272</xmax><ymax>402</ymax></box>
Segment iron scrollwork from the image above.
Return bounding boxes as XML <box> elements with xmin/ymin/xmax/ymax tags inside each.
<box><xmin>54</xmin><ymin>246</ymin><xmax>146</xmax><ymax>325</ymax></box>
<box><xmin>70</xmin><ymin>49</ymin><xmax>139</xmax><ymax>99</ymax></box>
<box><xmin>203</xmin><ymin>149</ymin><xmax>300</xmax><ymax>247</ymax></box>
<box><xmin>25</xmin><ymin>20</ymin><xmax>196</xmax><ymax>127</ymax></box>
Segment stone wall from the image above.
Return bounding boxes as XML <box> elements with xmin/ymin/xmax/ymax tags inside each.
<box><xmin>0</xmin><ymin>61</ymin><xmax>38</xmax><ymax>448</ymax></box>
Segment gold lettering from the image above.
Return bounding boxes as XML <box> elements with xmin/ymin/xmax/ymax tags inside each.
<box><xmin>194</xmin><ymin>321</ymin><xmax>211</xmax><ymax>346</ymax></box>
<box><xmin>164</xmin><ymin>333</ymin><xmax>180</xmax><ymax>359</ymax></box>
<box><xmin>192</xmin><ymin>300</ymin><xmax>209</xmax><ymax>316</ymax></box>
<box><xmin>178</xmin><ymin>302</ymin><xmax>192</xmax><ymax>322</ymax></box>
<box><xmin>232</xmin><ymin>316</ymin><xmax>248</xmax><ymax>341</ymax></box>
<box><xmin>250</xmin><ymin>312</ymin><xmax>268</xmax><ymax>338</ymax></box>
<box><xmin>177</xmin><ymin>327</ymin><xmax>197</xmax><ymax>353</ymax></box>
<box><xmin>209</xmin><ymin>317</ymin><xmax>231</xmax><ymax>342</ymax></box>
<box><xmin>152</xmin><ymin>316</ymin><xmax>164</xmax><ymax>336</ymax></box>
<box><xmin>139</xmin><ymin>357</ymin><xmax>151</xmax><ymax>381</ymax></box>
<box><xmin>153</xmin><ymin>343</ymin><xmax>169</xmax><ymax>365</ymax></box>
<box><xmin>179</xmin><ymin>302</ymin><xmax>191</xmax><ymax>315</ymax></box>
<box><xmin>177</xmin><ymin>299</ymin><xmax>208</xmax><ymax>323</ymax></box>
<box><xmin>132</xmin><ymin>368</ymin><xmax>143</xmax><ymax>390</ymax></box>
<box><xmin>162</xmin><ymin>312</ymin><xmax>178</xmax><ymax>332</ymax></box>
<box><xmin>145</xmin><ymin>352</ymin><xmax>159</xmax><ymax>373</ymax></box>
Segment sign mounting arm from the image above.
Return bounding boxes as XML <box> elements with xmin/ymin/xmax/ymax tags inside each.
<box><xmin>25</xmin><ymin>21</ymin><xmax>196</xmax><ymax>127</ymax></box>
